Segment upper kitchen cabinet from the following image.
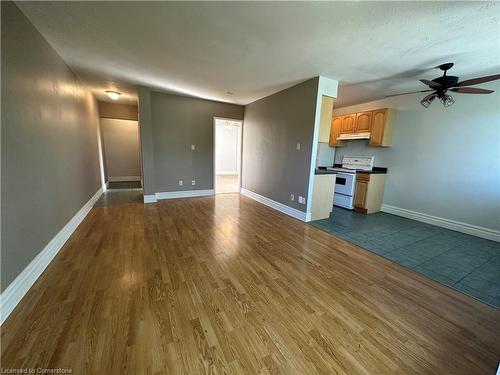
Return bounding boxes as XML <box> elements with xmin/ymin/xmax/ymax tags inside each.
<box><xmin>329</xmin><ymin>116</ymin><xmax>345</xmax><ymax>147</ymax></box>
<box><xmin>340</xmin><ymin>114</ymin><xmax>356</xmax><ymax>134</ymax></box>
<box><xmin>355</xmin><ymin>111</ymin><xmax>372</xmax><ymax>133</ymax></box>
<box><xmin>330</xmin><ymin>108</ymin><xmax>396</xmax><ymax>147</ymax></box>
<box><xmin>318</xmin><ymin>96</ymin><xmax>335</xmax><ymax>143</ymax></box>
<box><xmin>369</xmin><ymin>109</ymin><xmax>396</xmax><ymax>147</ymax></box>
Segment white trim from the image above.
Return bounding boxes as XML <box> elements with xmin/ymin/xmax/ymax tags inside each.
<box><xmin>96</xmin><ymin>121</ymin><xmax>107</xmax><ymax>192</ymax></box>
<box><xmin>306</xmin><ymin>76</ymin><xmax>339</xmax><ymax>217</ymax></box>
<box><xmin>156</xmin><ymin>189</ymin><xmax>214</xmax><ymax>200</ymax></box>
<box><xmin>143</xmin><ymin>194</ymin><xmax>157</xmax><ymax>204</ymax></box>
<box><xmin>0</xmin><ymin>187</ymin><xmax>104</xmax><ymax>325</ymax></box>
<box><xmin>108</xmin><ymin>175</ymin><xmax>142</xmax><ymax>182</ymax></box>
<box><xmin>214</xmin><ymin>117</ymin><xmax>243</xmax><ymax>195</ymax></box>
<box><xmin>107</xmin><ymin>188</ymin><xmax>143</xmax><ymax>192</ymax></box>
<box><xmin>216</xmin><ymin>171</ymin><xmax>239</xmax><ymax>175</ymax></box>
<box><xmin>381</xmin><ymin>204</ymin><xmax>500</xmax><ymax>242</ymax></box>
<box><xmin>241</xmin><ymin>188</ymin><xmax>308</xmax><ymax>222</ymax></box>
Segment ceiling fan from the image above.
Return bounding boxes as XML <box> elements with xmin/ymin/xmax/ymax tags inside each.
<box><xmin>386</xmin><ymin>63</ymin><xmax>500</xmax><ymax>108</ymax></box>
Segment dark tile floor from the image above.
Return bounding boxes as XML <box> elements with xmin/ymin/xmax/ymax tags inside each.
<box><xmin>311</xmin><ymin>207</ymin><xmax>500</xmax><ymax>308</ymax></box>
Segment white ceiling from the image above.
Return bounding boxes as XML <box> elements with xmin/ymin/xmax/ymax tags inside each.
<box><xmin>17</xmin><ymin>1</ymin><xmax>500</xmax><ymax>107</ymax></box>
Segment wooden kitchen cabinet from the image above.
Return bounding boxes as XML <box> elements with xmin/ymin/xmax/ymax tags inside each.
<box><xmin>340</xmin><ymin>114</ymin><xmax>356</xmax><ymax>134</ymax></box>
<box><xmin>329</xmin><ymin>116</ymin><xmax>345</xmax><ymax>147</ymax></box>
<box><xmin>329</xmin><ymin>108</ymin><xmax>396</xmax><ymax>147</ymax></box>
<box><xmin>355</xmin><ymin>111</ymin><xmax>372</xmax><ymax>133</ymax></box>
<box><xmin>354</xmin><ymin>180</ymin><xmax>368</xmax><ymax>208</ymax></box>
<box><xmin>353</xmin><ymin>173</ymin><xmax>386</xmax><ymax>214</ymax></box>
<box><xmin>369</xmin><ymin>109</ymin><xmax>396</xmax><ymax>146</ymax></box>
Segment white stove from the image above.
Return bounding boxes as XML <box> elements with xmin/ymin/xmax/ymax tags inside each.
<box><xmin>330</xmin><ymin>156</ymin><xmax>374</xmax><ymax>209</ymax></box>
<box><xmin>326</xmin><ymin>167</ymin><xmax>357</xmax><ymax>174</ymax></box>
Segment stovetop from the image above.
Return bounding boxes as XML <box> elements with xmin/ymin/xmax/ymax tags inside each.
<box><xmin>326</xmin><ymin>167</ymin><xmax>359</xmax><ymax>174</ymax></box>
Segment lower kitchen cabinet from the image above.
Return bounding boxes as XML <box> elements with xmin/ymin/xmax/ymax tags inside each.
<box><xmin>353</xmin><ymin>173</ymin><xmax>386</xmax><ymax>214</ymax></box>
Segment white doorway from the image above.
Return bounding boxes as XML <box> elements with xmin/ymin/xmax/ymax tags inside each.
<box><xmin>214</xmin><ymin>118</ymin><xmax>242</xmax><ymax>194</ymax></box>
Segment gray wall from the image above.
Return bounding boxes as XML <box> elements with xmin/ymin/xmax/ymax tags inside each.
<box><xmin>242</xmin><ymin>78</ymin><xmax>319</xmax><ymax>212</ymax></box>
<box><xmin>1</xmin><ymin>2</ymin><xmax>102</xmax><ymax>291</ymax></box>
<box><xmin>333</xmin><ymin>83</ymin><xmax>500</xmax><ymax>231</ymax></box>
<box><xmin>100</xmin><ymin>118</ymin><xmax>141</xmax><ymax>179</ymax></box>
<box><xmin>146</xmin><ymin>91</ymin><xmax>244</xmax><ymax>193</ymax></box>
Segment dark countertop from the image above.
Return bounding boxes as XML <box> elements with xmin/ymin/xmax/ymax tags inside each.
<box><xmin>315</xmin><ymin>165</ymin><xmax>388</xmax><ymax>175</ymax></box>
<box><xmin>314</xmin><ymin>168</ymin><xmax>338</xmax><ymax>175</ymax></box>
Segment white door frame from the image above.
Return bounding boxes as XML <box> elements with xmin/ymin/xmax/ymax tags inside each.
<box><xmin>213</xmin><ymin>117</ymin><xmax>243</xmax><ymax>194</ymax></box>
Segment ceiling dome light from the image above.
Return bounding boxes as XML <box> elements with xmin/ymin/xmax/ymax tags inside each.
<box><xmin>105</xmin><ymin>90</ymin><xmax>121</xmax><ymax>100</ymax></box>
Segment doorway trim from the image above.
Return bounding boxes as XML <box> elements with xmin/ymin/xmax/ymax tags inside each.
<box><xmin>213</xmin><ymin>117</ymin><xmax>243</xmax><ymax>194</ymax></box>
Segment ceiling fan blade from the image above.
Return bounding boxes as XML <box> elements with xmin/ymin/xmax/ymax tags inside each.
<box><xmin>385</xmin><ymin>89</ymin><xmax>433</xmax><ymax>98</ymax></box>
<box><xmin>455</xmin><ymin>74</ymin><xmax>500</xmax><ymax>87</ymax></box>
<box><xmin>450</xmin><ymin>87</ymin><xmax>494</xmax><ymax>94</ymax></box>
<box><xmin>420</xmin><ymin>79</ymin><xmax>442</xmax><ymax>89</ymax></box>
<box><xmin>422</xmin><ymin>93</ymin><xmax>437</xmax><ymax>101</ymax></box>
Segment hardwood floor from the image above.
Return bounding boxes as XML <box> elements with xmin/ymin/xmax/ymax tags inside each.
<box><xmin>216</xmin><ymin>174</ymin><xmax>239</xmax><ymax>194</ymax></box>
<box><xmin>1</xmin><ymin>194</ymin><xmax>499</xmax><ymax>374</ymax></box>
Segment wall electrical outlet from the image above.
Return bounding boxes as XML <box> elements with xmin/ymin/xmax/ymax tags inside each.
<box><xmin>191</xmin><ymin>144</ymin><xmax>196</xmax><ymax>150</ymax></box>
<box><xmin>298</xmin><ymin>196</ymin><xmax>306</xmax><ymax>204</ymax></box>
<box><xmin>191</xmin><ymin>180</ymin><xmax>196</xmax><ymax>186</ymax></box>
<box><xmin>290</xmin><ymin>194</ymin><xmax>295</xmax><ymax>201</ymax></box>
<box><xmin>296</xmin><ymin>142</ymin><xmax>301</xmax><ymax>150</ymax></box>
<box><xmin>179</xmin><ymin>180</ymin><xmax>183</xmax><ymax>186</ymax></box>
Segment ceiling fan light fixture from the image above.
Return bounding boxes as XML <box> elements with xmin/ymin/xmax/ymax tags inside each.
<box><xmin>440</xmin><ymin>94</ymin><xmax>455</xmax><ymax>107</ymax></box>
<box><xmin>421</xmin><ymin>98</ymin><xmax>433</xmax><ymax>108</ymax></box>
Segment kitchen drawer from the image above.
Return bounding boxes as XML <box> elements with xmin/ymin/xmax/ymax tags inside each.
<box><xmin>356</xmin><ymin>173</ymin><xmax>370</xmax><ymax>182</ymax></box>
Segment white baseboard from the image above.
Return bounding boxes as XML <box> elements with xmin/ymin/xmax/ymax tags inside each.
<box><xmin>143</xmin><ymin>194</ymin><xmax>157</xmax><ymax>204</ymax></box>
<box><xmin>381</xmin><ymin>204</ymin><xmax>500</xmax><ymax>242</ymax></box>
<box><xmin>156</xmin><ymin>189</ymin><xmax>214</xmax><ymax>200</ymax></box>
<box><xmin>0</xmin><ymin>187</ymin><xmax>104</xmax><ymax>325</ymax></box>
<box><xmin>216</xmin><ymin>171</ymin><xmax>238</xmax><ymax>175</ymax></box>
<box><xmin>240</xmin><ymin>188</ymin><xmax>307</xmax><ymax>222</ymax></box>
<box><xmin>108</xmin><ymin>176</ymin><xmax>141</xmax><ymax>182</ymax></box>
<box><xmin>143</xmin><ymin>189</ymin><xmax>215</xmax><ymax>203</ymax></box>
<box><xmin>107</xmin><ymin>188</ymin><xmax>143</xmax><ymax>192</ymax></box>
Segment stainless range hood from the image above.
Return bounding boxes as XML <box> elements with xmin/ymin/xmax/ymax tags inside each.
<box><xmin>337</xmin><ymin>132</ymin><xmax>371</xmax><ymax>140</ymax></box>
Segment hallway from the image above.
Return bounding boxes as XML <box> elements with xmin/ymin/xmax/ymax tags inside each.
<box><xmin>94</xmin><ymin>182</ymin><xmax>143</xmax><ymax>206</ymax></box>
